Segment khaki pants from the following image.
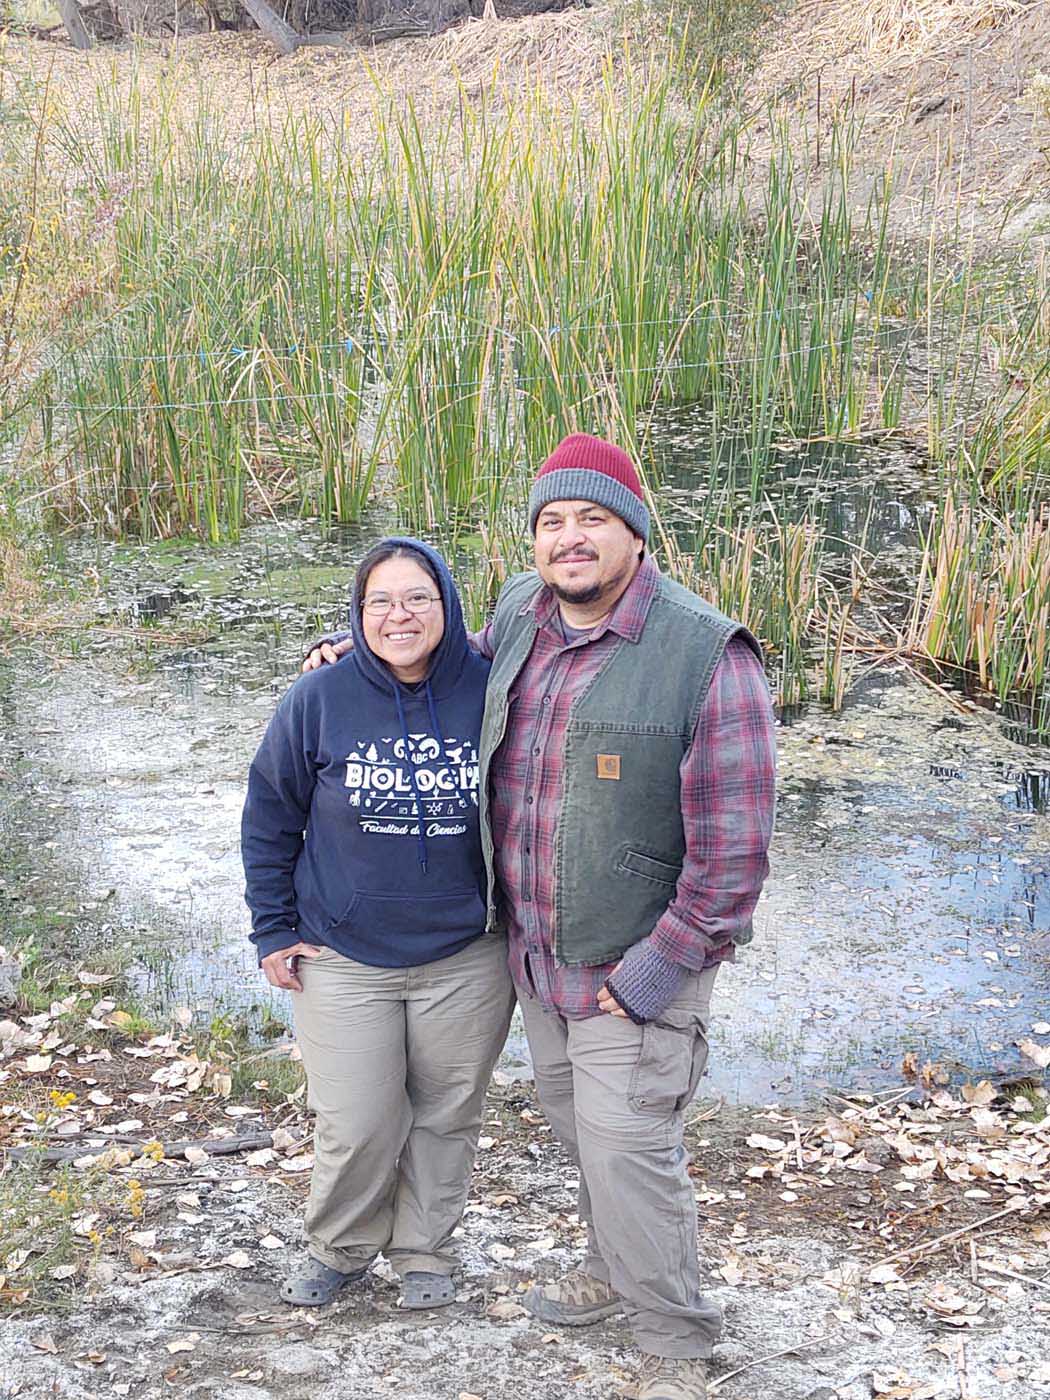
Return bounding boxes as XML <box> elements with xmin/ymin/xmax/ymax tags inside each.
<box><xmin>294</xmin><ymin>934</ymin><xmax>515</xmax><ymax>1277</ymax></box>
<box><xmin>518</xmin><ymin>965</ymin><xmax>721</xmax><ymax>1358</ymax></box>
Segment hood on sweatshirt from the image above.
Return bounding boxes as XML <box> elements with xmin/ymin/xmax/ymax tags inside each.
<box><xmin>346</xmin><ymin>537</ymin><xmax>472</xmax><ymax>874</ymax></box>
<box><xmin>348</xmin><ymin>536</ymin><xmax>470</xmax><ymax>699</ymax></box>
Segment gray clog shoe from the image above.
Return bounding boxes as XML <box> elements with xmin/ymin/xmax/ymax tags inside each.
<box><xmin>280</xmin><ymin>1257</ymin><xmax>369</xmax><ymax>1306</ymax></box>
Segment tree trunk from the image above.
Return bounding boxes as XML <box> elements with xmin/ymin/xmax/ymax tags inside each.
<box><xmin>239</xmin><ymin>0</ymin><xmax>301</xmax><ymax>53</ymax></box>
<box><xmin>56</xmin><ymin>0</ymin><xmax>93</xmax><ymax>48</ymax></box>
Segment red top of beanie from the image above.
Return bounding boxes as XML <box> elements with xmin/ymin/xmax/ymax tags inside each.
<box><xmin>536</xmin><ymin>433</ymin><xmax>643</xmax><ymax>501</ymax></box>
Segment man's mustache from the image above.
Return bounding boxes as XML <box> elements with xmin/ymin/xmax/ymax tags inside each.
<box><xmin>551</xmin><ymin>548</ymin><xmax>598</xmax><ymax>562</ymax></box>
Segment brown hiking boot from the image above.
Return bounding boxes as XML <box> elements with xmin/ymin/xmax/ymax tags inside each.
<box><xmin>521</xmin><ymin>1268</ymin><xmax>624</xmax><ymax>1326</ymax></box>
<box><xmin>636</xmin><ymin>1354</ymin><xmax>708</xmax><ymax>1400</ymax></box>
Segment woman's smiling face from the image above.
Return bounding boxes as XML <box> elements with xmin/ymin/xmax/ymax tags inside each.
<box><xmin>360</xmin><ymin>556</ymin><xmax>445</xmax><ymax>684</ymax></box>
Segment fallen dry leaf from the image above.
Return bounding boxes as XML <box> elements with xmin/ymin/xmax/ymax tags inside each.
<box><xmin>79</xmin><ymin>1146</ymin><xmax>133</xmax><ymax>1171</ymax></box>
<box><xmin>921</xmin><ymin>1060</ymin><xmax>949</xmax><ymax>1088</ymax></box>
<box><xmin>745</xmin><ymin>1133</ymin><xmax>785</xmax><ymax>1153</ymax></box>
<box><xmin>968</xmin><ymin>1107</ymin><xmax>1002</xmax><ymax>1137</ymax></box>
<box><xmin>485</xmin><ymin>1300</ymin><xmax>526</xmax><ymax>1320</ymax></box>
<box><xmin>961</xmin><ymin>1081</ymin><xmax>996</xmax><ymax>1107</ymax></box>
<box><xmin>820</xmin><ymin>1263</ymin><xmax>863</xmax><ymax>1291</ymax></box>
<box><xmin>165</xmin><ymin>1335</ymin><xmax>198</xmax><ymax>1355</ymax></box>
<box><xmin>30</xmin><ymin>1335</ymin><xmax>58</xmax><ymax>1354</ymax></box>
<box><xmin>872</xmin><ymin>1369</ymin><xmax>917</xmax><ymax>1398</ymax></box>
<box><xmin>1018</xmin><ymin>1039</ymin><xmax>1050</xmax><ymax>1070</ymax></box>
<box><xmin>222</xmin><ymin>1250</ymin><xmax>252</xmax><ymax>1269</ymax></box>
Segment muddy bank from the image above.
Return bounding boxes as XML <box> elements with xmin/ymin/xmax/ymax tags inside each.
<box><xmin>0</xmin><ymin>1077</ymin><xmax>1048</xmax><ymax>1400</ymax></box>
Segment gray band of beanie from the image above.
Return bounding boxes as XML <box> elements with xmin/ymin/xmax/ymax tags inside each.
<box><xmin>528</xmin><ymin>467</ymin><xmax>650</xmax><ymax>541</ymax></box>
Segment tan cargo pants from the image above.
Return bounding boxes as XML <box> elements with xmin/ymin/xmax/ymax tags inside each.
<box><xmin>293</xmin><ymin>934</ymin><xmax>515</xmax><ymax>1277</ymax></box>
<box><xmin>518</xmin><ymin>964</ymin><xmax>721</xmax><ymax>1358</ymax></box>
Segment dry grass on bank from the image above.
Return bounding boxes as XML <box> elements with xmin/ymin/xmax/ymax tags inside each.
<box><xmin>746</xmin><ymin>0</ymin><xmax>1050</xmax><ymax>231</ymax></box>
<box><xmin>819</xmin><ymin>0</ymin><xmax>1033</xmax><ymax>62</ymax></box>
<box><xmin>1</xmin><ymin>8</ymin><xmax>629</xmax><ymax>162</ymax></box>
<box><xmin>5</xmin><ymin>0</ymin><xmax>1049</xmax><ymax>239</ymax></box>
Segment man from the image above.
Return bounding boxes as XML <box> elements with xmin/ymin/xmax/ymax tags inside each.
<box><xmin>305</xmin><ymin>433</ymin><xmax>776</xmax><ymax>1400</ymax></box>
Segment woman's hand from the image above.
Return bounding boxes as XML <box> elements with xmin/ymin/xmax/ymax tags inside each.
<box><xmin>301</xmin><ymin>638</ymin><xmax>354</xmax><ymax>673</ymax></box>
<box><xmin>261</xmin><ymin>942</ymin><xmax>322</xmax><ymax>992</ymax></box>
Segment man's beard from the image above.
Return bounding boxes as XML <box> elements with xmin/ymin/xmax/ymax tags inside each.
<box><xmin>546</xmin><ymin>554</ymin><xmax>632</xmax><ymax>608</ymax></box>
<box><xmin>548</xmin><ymin>578</ymin><xmax>604</xmax><ymax>605</ymax></box>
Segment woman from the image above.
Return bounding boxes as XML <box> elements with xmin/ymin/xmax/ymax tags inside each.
<box><xmin>242</xmin><ymin>537</ymin><xmax>515</xmax><ymax>1309</ymax></box>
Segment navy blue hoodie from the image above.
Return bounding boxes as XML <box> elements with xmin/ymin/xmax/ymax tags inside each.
<box><xmin>242</xmin><ymin>539</ymin><xmax>492</xmax><ymax>968</ymax></box>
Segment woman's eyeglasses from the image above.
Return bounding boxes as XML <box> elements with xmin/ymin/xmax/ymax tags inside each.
<box><xmin>362</xmin><ymin>591</ymin><xmax>441</xmax><ymax>617</ymax></box>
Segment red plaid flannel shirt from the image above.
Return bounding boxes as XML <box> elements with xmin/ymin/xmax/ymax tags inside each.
<box><xmin>474</xmin><ymin>557</ymin><xmax>777</xmax><ymax>1019</ymax></box>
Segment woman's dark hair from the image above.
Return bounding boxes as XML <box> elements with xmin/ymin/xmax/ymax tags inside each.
<box><xmin>353</xmin><ymin>541</ymin><xmax>440</xmax><ymax>606</ymax></box>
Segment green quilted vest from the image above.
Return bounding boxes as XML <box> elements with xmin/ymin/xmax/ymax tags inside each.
<box><xmin>478</xmin><ymin>569</ymin><xmax>763</xmax><ymax>966</ymax></box>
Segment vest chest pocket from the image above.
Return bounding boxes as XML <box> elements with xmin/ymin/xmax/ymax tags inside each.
<box><xmin>616</xmin><ymin>847</ymin><xmax>681</xmax><ymax>887</ymax></box>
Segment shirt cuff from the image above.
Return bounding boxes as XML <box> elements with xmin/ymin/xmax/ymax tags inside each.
<box><xmin>605</xmin><ymin>938</ymin><xmax>687</xmax><ymax>1024</ymax></box>
<box><xmin>648</xmin><ymin>905</ymin><xmax>720</xmax><ymax>972</ymax></box>
<box><xmin>252</xmin><ymin>930</ymin><xmax>302</xmax><ymax>964</ymax></box>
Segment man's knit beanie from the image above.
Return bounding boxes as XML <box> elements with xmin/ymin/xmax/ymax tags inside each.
<box><xmin>527</xmin><ymin>433</ymin><xmax>650</xmax><ymax>543</ymax></box>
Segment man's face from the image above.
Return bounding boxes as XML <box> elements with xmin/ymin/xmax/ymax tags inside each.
<box><xmin>533</xmin><ymin>499</ymin><xmax>643</xmax><ymax>608</ymax></box>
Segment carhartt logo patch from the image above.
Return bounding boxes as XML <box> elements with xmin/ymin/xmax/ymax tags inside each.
<box><xmin>596</xmin><ymin>754</ymin><xmax>621</xmax><ymax>780</ymax></box>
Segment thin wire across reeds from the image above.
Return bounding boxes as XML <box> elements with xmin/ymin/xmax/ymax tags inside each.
<box><xmin>2</xmin><ymin>47</ymin><xmax>1048</xmax><ymax>730</ymax></box>
<box><xmin>12</xmin><ymin>59</ymin><xmax>921</xmax><ymax>539</ymax></box>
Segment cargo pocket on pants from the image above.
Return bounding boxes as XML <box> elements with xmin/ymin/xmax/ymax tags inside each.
<box><xmin>627</xmin><ymin>1020</ymin><xmax>710</xmax><ymax>1115</ymax></box>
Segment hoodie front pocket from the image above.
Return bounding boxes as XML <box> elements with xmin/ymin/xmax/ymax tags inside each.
<box><xmin>328</xmin><ymin>893</ymin><xmax>362</xmax><ymax>930</ymax></box>
<box><xmin>326</xmin><ymin>887</ymin><xmax>487</xmax><ymax>963</ymax></box>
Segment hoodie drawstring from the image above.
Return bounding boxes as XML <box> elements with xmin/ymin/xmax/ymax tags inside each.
<box><xmin>424</xmin><ymin>681</ymin><xmax>468</xmax><ymax>814</ymax></box>
<box><xmin>394</xmin><ymin>683</ymin><xmax>430</xmax><ymax>874</ymax></box>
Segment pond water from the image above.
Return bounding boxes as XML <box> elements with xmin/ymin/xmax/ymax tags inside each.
<box><xmin>2</xmin><ymin>433</ymin><xmax>1048</xmax><ymax>1105</ymax></box>
<box><xmin>651</xmin><ymin>403</ymin><xmax>932</xmax><ymax>565</ymax></box>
